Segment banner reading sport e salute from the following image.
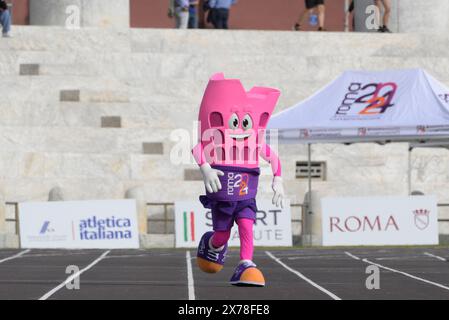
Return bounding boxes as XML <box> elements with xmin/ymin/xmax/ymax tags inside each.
<box><xmin>175</xmin><ymin>200</ymin><xmax>292</xmax><ymax>248</ymax></box>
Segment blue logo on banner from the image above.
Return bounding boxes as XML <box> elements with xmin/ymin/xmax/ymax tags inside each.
<box><xmin>39</xmin><ymin>221</ymin><xmax>54</xmax><ymax>234</ymax></box>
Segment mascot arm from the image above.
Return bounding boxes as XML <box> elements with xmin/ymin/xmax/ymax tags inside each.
<box><xmin>260</xmin><ymin>143</ymin><xmax>285</xmax><ymax>208</ymax></box>
<box><xmin>192</xmin><ymin>142</ymin><xmax>224</xmax><ymax>193</ymax></box>
<box><xmin>260</xmin><ymin>143</ymin><xmax>282</xmax><ymax>177</ymax></box>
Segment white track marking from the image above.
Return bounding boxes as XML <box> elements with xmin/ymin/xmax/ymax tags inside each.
<box><xmin>287</xmin><ymin>254</ymin><xmax>347</xmax><ymax>260</ymax></box>
<box><xmin>186</xmin><ymin>251</ymin><xmax>195</xmax><ymax>300</ymax></box>
<box><xmin>0</xmin><ymin>249</ymin><xmax>30</xmax><ymax>264</ymax></box>
<box><xmin>424</xmin><ymin>252</ymin><xmax>447</xmax><ymax>262</ymax></box>
<box><xmin>266</xmin><ymin>251</ymin><xmax>341</xmax><ymax>300</ymax></box>
<box><xmin>39</xmin><ymin>250</ymin><xmax>110</xmax><ymax>300</ymax></box>
<box><xmin>344</xmin><ymin>251</ymin><xmax>361</xmax><ymax>261</ymax></box>
<box><xmin>346</xmin><ymin>252</ymin><xmax>449</xmax><ymax>292</ymax></box>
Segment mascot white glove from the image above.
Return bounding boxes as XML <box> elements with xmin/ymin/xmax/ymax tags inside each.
<box><xmin>200</xmin><ymin>163</ymin><xmax>224</xmax><ymax>193</ymax></box>
<box><xmin>272</xmin><ymin>176</ymin><xmax>285</xmax><ymax>208</ymax></box>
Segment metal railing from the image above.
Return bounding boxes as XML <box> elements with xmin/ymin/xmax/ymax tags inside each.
<box><xmin>438</xmin><ymin>203</ymin><xmax>449</xmax><ymax>222</ymax></box>
<box><xmin>5</xmin><ymin>202</ymin><xmax>19</xmax><ymax>235</ymax></box>
<box><xmin>146</xmin><ymin>202</ymin><xmax>304</xmax><ymax>235</ymax></box>
<box><xmin>146</xmin><ymin>202</ymin><xmax>175</xmax><ymax>234</ymax></box>
<box><xmin>3</xmin><ymin>201</ymin><xmax>449</xmax><ymax>236</ymax></box>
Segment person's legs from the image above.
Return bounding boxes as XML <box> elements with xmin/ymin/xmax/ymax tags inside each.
<box><xmin>214</xmin><ymin>9</ymin><xmax>226</xmax><ymax>29</ymax></box>
<box><xmin>295</xmin><ymin>8</ymin><xmax>313</xmax><ymax>30</ymax></box>
<box><xmin>374</xmin><ymin>0</ymin><xmax>382</xmax><ymax>29</ymax></box>
<box><xmin>188</xmin><ymin>12</ymin><xmax>198</xmax><ymax>29</ymax></box>
<box><xmin>175</xmin><ymin>7</ymin><xmax>189</xmax><ymax>29</ymax></box>
<box><xmin>295</xmin><ymin>0</ymin><xmax>317</xmax><ymax>30</ymax></box>
<box><xmin>317</xmin><ymin>4</ymin><xmax>325</xmax><ymax>30</ymax></box>
<box><xmin>181</xmin><ymin>11</ymin><xmax>189</xmax><ymax>29</ymax></box>
<box><xmin>209</xmin><ymin>9</ymin><xmax>217</xmax><ymax>28</ymax></box>
<box><xmin>236</xmin><ymin>218</ymin><xmax>254</xmax><ymax>261</ymax></box>
<box><xmin>222</xmin><ymin>9</ymin><xmax>229</xmax><ymax>30</ymax></box>
<box><xmin>381</xmin><ymin>0</ymin><xmax>391</xmax><ymax>28</ymax></box>
<box><xmin>0</xmin><ymin>9</ymin><xmax>11</xmax><ymax>35</ymax></box>
<box><xmin>174</xmin><ymin>7</ymin><xmax>181</xmax><ymax>28</ymax></box>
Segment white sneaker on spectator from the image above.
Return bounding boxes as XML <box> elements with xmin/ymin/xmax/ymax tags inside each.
<box><xmin>2</xmin><ymin>32</ymin><xmax>12</xmax><ymax>38</ymax></box>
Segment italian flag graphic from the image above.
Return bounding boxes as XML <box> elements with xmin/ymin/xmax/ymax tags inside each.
<box><xmin>183</xmin><ymin>211</ymin><xmax>195</xmax><ymax>242</ymax></box>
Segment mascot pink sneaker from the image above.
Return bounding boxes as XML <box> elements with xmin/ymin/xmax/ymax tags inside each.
<box><xmin>192</xmin><ymin>73</ymin><xmax>285</xmax><ymax>286</ymax></box>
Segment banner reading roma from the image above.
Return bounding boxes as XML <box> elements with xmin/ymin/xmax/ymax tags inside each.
<box><xmin>321</xmin><ymin>196</ymin><xmax>438</xmax><ymax>246</ymax></box>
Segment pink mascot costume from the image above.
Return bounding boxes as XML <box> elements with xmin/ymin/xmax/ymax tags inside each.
<box><xmin>192</xmin><ymin>73</ymin><xmax>284</xmax><ymax>287</ymax></box>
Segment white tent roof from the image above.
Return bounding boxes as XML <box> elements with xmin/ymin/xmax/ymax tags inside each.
<box><xmin>268</xmin><ymin>69</ymin><xmax>449</xmax><ymax>144</ymax></box>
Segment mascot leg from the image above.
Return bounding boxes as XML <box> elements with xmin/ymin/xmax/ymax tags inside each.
<box><xmin>230</xmin><ymin>218</ymin><xmax>265</xmax><ymax>287</ymax></box>
<box><xmin>197</xmin><ymin>231</ymin><xmax>229</xmax><ymax>274</ymax></box>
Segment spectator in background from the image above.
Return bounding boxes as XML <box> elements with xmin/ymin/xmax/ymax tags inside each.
<box><xmin>0</xmin><ymin>0</ymin><xmax>12</xmax><ymax>38</ymax></box>
<box><xmin>188</xmin><ymin>0</ymin><xmax>199</xmax><ymax>29</ymax></box>
<box><xmin>294</xmin><ymin>0</ymin><xmax>326</xmax><ymax>31</ymax></box>
<box><xmin>168</xmin><ymin>0</ymin><xmax>190</xmax><ymax>29</ymax></box>
<box><xmin>209</xmin><ymin>0</ymin><xmax>237</xmax><ymax>29</ymax></box>
<box><xmin>345</xmin><ymin>0</ymin><xmax>354</xmax><ymax>32</ymax></box>
<box><xmin>375</xmin><ymin>0</ymin><xmax>392</xmax><ymax>33</ymax></box>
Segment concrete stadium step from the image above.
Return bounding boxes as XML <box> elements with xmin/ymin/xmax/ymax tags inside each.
<box><xmin>0</xmin><ymin>26</ymin><xmax>132</xmax><ymax>53</ymax></box>
<box><xmin>0</xmin><ymin>152</ymin><xmax>183</xmax><ymax>181</ymax></box>
<box><xmin>0</xmin><ymin>127</ymin><xmax>176</xmax><ymax>154</ymax></box>
<box><xmin>0</xmin><ymin>177</ymin><xmax>127</xmax><ymax>202</ymax></box>
<box><xmin>130</xmin><ymin>28</ymin><xmax>449</xmax><ymax>57</ymax></box>
<box><xmin>0</xmin><ymin>102</ymin><xmax>199</xmax><ymax>129</ymax></box>
<box><xmin>0</xmin><ymin>177</ymin><xmax>202</xmax><ymax>204</ymax></box>
<box><xmin>3</xmin><ymin>50</ymin><xmax>449</xmax><ymax>83</ymax></box>
<box><xmin>2</xmin><ymin>26</ymin><xmax>449</xmax><ymax>59</ymax></box>
<box><xmin>0</xmin><ymin>76</ymin><xmax>206</xmax><ymax>104</ymax></box>
<box><xmin>1</xmin><ymin>77</ymin><xmax>329</xmax><ymax>114</ymax></box>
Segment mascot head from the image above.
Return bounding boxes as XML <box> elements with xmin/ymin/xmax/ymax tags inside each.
<box><xmin>197</xmin><ymin>73</ymin><xmax>280</xmax><ymax>166</ymax></box>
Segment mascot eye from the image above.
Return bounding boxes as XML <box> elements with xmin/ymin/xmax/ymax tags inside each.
<box><xmin>242</xmin><ymin>114</ymin><xmax>253</xmax><ymax>130</ymax></box>
<box><xmin>228</xmin><ymin>113</ymin><xmax>239</xmax><ymax>130</ymax></box>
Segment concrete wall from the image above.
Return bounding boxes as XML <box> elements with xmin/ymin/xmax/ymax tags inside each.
<box><xmin>395</xmin><ymin>0</ymin><xmax>449</xmax><ymax>33</ymax></box>
<box><xmin>1</xmin><ymin>26</ymin><xmax>449</xmax><ymax>247</ymax></box>
<box><xmin>29</xmin><ymin>0</ymin><xmax>129</xmax><ymax>28</ymax></box>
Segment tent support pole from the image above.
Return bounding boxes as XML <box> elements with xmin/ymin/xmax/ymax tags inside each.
<box><xmin>307</xmin><ymin>143</ymin><xmax>312</xmax><ymax>215</ymax></box>
<box><xmin>408</xmin><ymin>146</ymin><xmax>412</xmax><ymax>195</ymax></box>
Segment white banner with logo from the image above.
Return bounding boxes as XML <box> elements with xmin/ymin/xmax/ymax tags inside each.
<box><xmin>175</xmin><ymin>200</ymin><xmax>292</xmax><ymax>248</ymax></box>
<box><xmin>322</xmin><ymin>196</ymin><xmax>438</xmax><ymax>246</ymax></box>
<box><xmin>19</xmin><ymin>200</ymin><xmax>139</xmax><ymax>249</ymax></box>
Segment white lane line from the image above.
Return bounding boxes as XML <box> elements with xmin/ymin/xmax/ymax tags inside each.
<box><xmin>424</xmin><ymin>252</ymin><xmax>447</xmax><ymax>262</ymax></box>
<box><xmin>186</xmin><ymin>251</ymin><xmax>195</xmax><ymax>300</ymax></box>
<box><xmin>39</xmin><ymin>250</ymin><xmax>110</xmax><ymax>300</ymax></box>
<box><xmin>287</xmin><ymin>255</ymin><xmax>346</xmax><ymax>260</ymax></box>
<box><xmin>344</xmin><ymin>251</ymin><xmax>361</xmax><ymax>261</ymax></box>
<box><xmin>346</xmin><ymin>252</ymin><xmax>449</xmax><ymax>292</ymax></box>
<box><xmin>265</xmin><ymin>251</ymin><xmax>341</xmax><ymax>300</ymax></box>
<box><xmin>0</xmin><ymin>249</ymin><xmax>31</xmax><ymax>264</ymax></box>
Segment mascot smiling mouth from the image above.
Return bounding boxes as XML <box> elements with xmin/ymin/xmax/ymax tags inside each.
<box><xmin>229</xmin><ymin>133</ymin><xmax>252</xmax><ymax>140</ymax></box>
